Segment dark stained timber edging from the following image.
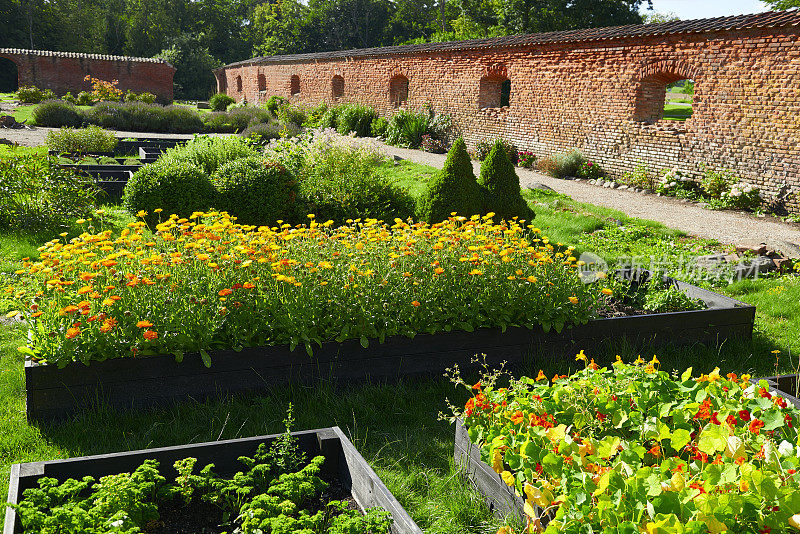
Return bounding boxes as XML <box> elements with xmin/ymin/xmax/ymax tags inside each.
<box><xmin>754</xmin><ymin>375</ymin><xmax>800</xmax><ymax>409</ymax></box>
<box><xmin>4</xmin><ymin>427</ymin><xmax>423</xmax><ymax>534</ymax></box>
<box><xmin>453</xmin><ymin>418</ymin><xmax>526</xmax><ymax>524</ymax></box>
<box><xmin>24</xmin><ymin>280</ymin><xmax>755</xmax><ymax>422</ymax></box>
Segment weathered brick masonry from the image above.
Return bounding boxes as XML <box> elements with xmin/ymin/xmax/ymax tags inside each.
<box><xmin>216</xmin><ymin>11</ymin><xmax>800</xmax><ymax>213</ymax></box>
<box><xmin>0</xmin><ymin>49</ymin><xmax>175</xmax><ymax>103</ymax></box>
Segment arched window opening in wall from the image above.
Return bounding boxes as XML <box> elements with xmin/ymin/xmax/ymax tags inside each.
<box><xmin>290</xmin><ymin>75</ymin><xmax>300</xmax><ymax>95</ymax></box>
<box><xmin>635</xmin><ymin>72</ymin><xmax>694</xmax><ymax>123</ymax></box>
<box><xmin>332</xmin><ymin>75</ymin><xmax>344</xmax><ymax>98</ymax></box>
<box><xmin>479</xmin><ymin>76</ymin><xmax>511</xmax><ymax>109</ymax></box>
<box><xmin>0</xmin><ymin>57</ymin><xmax>19</xmax><ymax>92</ymax></box>
<box><xmin>236</xmin><ymin>75</ymin><xmax>242</xmax><ymax>92</ymax></box>
<box><xmin>389</xmin><ymin>75</ymin><xmax>408</xmax><ymax>108</ymax></box>
<box><xmin>258</xmin><ymin>73</ymin><xmax>266</xmax><ymax>92</ymax></box>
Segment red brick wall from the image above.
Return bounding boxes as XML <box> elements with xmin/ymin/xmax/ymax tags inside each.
<box><xmin>217</xmin><ymin>27</ymin><xmax>800</xmax><ymax>213</ymax></box>
<box><xmin>0</xmin><ymin>50</ymin><xmax>176</xmax><ymax>103</ymax></box>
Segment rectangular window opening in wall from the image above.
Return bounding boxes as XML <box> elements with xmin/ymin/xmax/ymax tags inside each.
<box><xmin>290</xmin><ymin>75</ymin><xmax>300</xmax><ymax>95</ymax></box>
<box><xmin>663</xmin><ymin>80</ymin><xmax>693</xmax><ymax>121</ymax></box>
<box><xmin>258</xmin><ymin>73</ymin><xmax>266</xmax><ymax>92</ymax></box>
<box><xmin>635</xmin><ymin>74</ymin><xmax>694</xmax><ymax>124</ymax></box>
<box><xmin>479</xmin><ymin>76</ymin><xmax>511</xmax><ymax>109</ymax></box>
<box><xmin>390</xmin><ymin>75</ymin><xmax>408</xmax><ymax>108</ymax></box>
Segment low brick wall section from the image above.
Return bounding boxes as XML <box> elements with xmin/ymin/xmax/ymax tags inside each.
<box><xmin>0</xmin><ymin>48</ymin><xmax>175</xmax><ymax>103</ymax></box>
<box><xmin>215</xmin><ymin>11</ymin><xmax>800</xmax><ymax>214</ymax></box>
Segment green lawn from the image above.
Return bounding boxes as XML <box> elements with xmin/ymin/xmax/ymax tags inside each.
<box><xmin>0</xmin><ymin>145</ymin><xmax>48</xmax><ymax>158</ymax></box>
<box><xmin>663</xmin><ymin>103</ymin><xmax>693</xmax><ymax>121</ymax></box>
<box><xmin>1</xmin><ymin>161</ymin><xmax>798</xmax><ymax>530</ymax></box>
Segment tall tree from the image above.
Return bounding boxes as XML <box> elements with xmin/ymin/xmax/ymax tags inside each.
<box><xmin>762</xmin><ymin>0</ymin><xmax>799</xmax><ymax>8</ymax></box>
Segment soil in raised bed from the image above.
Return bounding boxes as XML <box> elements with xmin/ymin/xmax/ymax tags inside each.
<box><xmin>595</xmin><ymin>297</ymin><xmax>653</xmax><ymax>318</ymax></box>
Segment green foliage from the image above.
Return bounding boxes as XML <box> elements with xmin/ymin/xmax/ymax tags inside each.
<box><xmin>156</xmin><ymin>34</ymin><xmax>222</xmax><ymax>101</ymax></box>
<box><xmin>204</xmin><ymin>106</ymin><xmax>270</xmax><ymax>133</ymax></box>
<box><xmin>335</xmin><ymin>103</ymin><xmax>378</xmax><ymax>137</ymax></box>
<box><xmin>576</xmin><ymin>159</ymin><xmax>603</xmax><ymax>180</ymax></box>
<box><xmin>212</xmin><ymin>156</ymin><xmax>300</xmax><ymax>226</ymax></box>
<box><xmin>83</xmin><ymin>102</ymin><xmax>205</xmax><ymax>133</ymax></box>
<box><xmin>265</xmin><ymin>95</ymin><xmax>286</xmax><ymax>116</ymax></box>
<box><xmin>0</xmin><ymin>155</ymin><xmax>97</xmax><ymax>231</ymax></box>
<box><xmin>319</xmin><ymin>105</ymin><xmax>343</xmax><ymax>130</ymax></box>
<box><xmin>416</xmin><ymin>137</ymin><xmax>482</xmax><ymax>223</ymax></box>
<box><xmin>620</xmin><ymin>162</ymin><xmax>654</xmax><ymax>189</ymax></box>
<box><xmin>474</xmin><ymin>138</ymin><xmax>517</xmax><ymax>164</ymax></box>
<box><xmin>604</xmin><ymin>274</ymin><xmax>706</xmax><ymax>314</ymax></box>
<box><xmin>385</xmin><ymin>109</ymin><xmax>429</xmax><ymax>148</ymax></box>
<box><xmin>240</xmin><ymin>122</ymin><xmax>292</xmax><ymax>144</ymax></box>
<box><xmin>45</xmin><ymin>126</ymin><xmax>118</xmax><ymax>154</ymax></box>
<box><xmin>76</xmin><ymin>91</ymin><xmax>94</xmax><ymax>106</ymax></box>
<box><xmin>123</xmin><ymin>160</ymin><xmax>216</xmax><ymax>223</ymax></box>
<box><xmin>277</xmin><ymin>104</ymin><xmax>307</xmax><ymax>127</ymax></box>
<box><xmin>61</xmin><ymin>92</ymin><xmax>77</xmax><ymax>104</ymax></box>
<box><xmin>31</xmin><ymin>100</ymin><xmax>83</xmax><ymax>128</ymax></box>
<box><xmin>299</xmin><ymin>143</ymin><xmax>415</xmax><ymax>224</ymax></box>
<box><xmin>477</xmin><ymin>140</ymin><xmax>534</xmax><ymax>222</ymax></box>
<box><xmin>16</xmin><ymin>86</ymin><xmax>55</xmax><ymax>104</ymax></box>
<box><xmin>700</xmin><ymin>165</ymin><xmax>734</xmax><ymax>199</ymax></box>
<box><xmin>123</xmin><ymin>90</ymin><xmax>157</xmax><ymax>103</ymax></box>
<box><xmin>537</xmin><ymin>149</ymin><xmax>585</xmax><ymax>179</ymax></box>
<box><xmin>161</xmin><ymin>135</ymin><xmax>258</xmax><ymax>175</ymax></box>
<box><xmin>371</xmin><ymin>116</ymin><xmax>388</xmax><ymax>138</ymax></box>
<box><xmin>303</xmin><ymin>102</ymin><xmax>328</xmax><ymax>127</ymax></box>
<box><xmin>209</xmin><ymin>93</ymin><xmax>235</xmax><ymax>112</ymax></box>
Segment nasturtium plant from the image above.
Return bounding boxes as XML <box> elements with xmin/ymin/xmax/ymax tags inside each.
<box><xmin>451</xmin><ymin>354</ymin><xmax>800</xmax><ymax>533</ymax></box>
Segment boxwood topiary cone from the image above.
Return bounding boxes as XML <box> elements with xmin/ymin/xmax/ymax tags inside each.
<box><xmin>478</xmin><ymin>140</ymin><xmax>535</xmax><ymax>222</ymax></box>
<box><xmin>416</xmin><ymin>137</ymin><xmax>482</xmax><ymax>222</ymax></box>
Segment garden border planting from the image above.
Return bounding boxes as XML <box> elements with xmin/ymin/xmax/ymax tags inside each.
<box><xmin>453</xmin><ymin>418</ymin><xmax>525</xmax><ymax>524</ymax></box>
<box><xmin>4</xmin><ymin>426</ymin><xmax>423</xmax><ymax>534</ymax></box>
<box><xmin>756</xmin><ymin>374</ymin><xmax>800</xmax><ymax>409</ymax></box>
<box><xmin>23</xmin><ymin>279</ymin><xmax>754</xmax><ymax>423</ymax></box>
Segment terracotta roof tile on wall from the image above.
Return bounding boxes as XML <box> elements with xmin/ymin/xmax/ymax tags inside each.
<box><xmin>220</xmin><ymin>9</ymin><xmax>800</xmax><ymax>69</ymax></box>
<box><xmin>0</xmin><ymin>48</ymin><xmax>171</xmax><ymax>65</ymax></box>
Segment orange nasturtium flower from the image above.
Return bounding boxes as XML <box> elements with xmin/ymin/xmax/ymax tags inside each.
<box><xmin>143</xmin><ymin>330</ymin><xmax>158</xmax><ymax>341</ymax></box>
<box><xmin>536</xmin><ymin>370</ymin><xmax>547</xmax><ymax>381</ymax></box>
<box><xmin>136</xmin><ymin>320</ymin><xmax>153</xmax><ymax>328</ymax></box>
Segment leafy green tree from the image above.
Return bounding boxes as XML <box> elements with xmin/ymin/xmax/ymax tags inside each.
<box><xmin>156</xmin><ymin>33</ymin><xmax>222</xmax><ymax>101</ymax></box>
<box><xmin>250</xmin><ymin>0</ymin><xmax>314</xmax><ymax>56</ymax></box>
<box><xmin>762</xmin><ymin>0</ymin><xmax>799</xmax><ymax>8</ymax></box>
<box><xmin>306</xmin><ymin>0</ymin><xmax>393</xmax><ymax>50</ymax></box>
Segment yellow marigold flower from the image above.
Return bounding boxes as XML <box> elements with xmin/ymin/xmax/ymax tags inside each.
<box><xmin>568</xmin><ymin>296</ymin><xmax>579</xmax><ymax>304</ymax></box>
<box><xmin>78</xmin><ymin>286</ymin><xmax>92</xmax><ymax>295</ymax></box>
<box><xmin>634</xmin><ymin>356</ymin><xmax>645</xmax><ymax>365</ymax></box>
<box><xmin>527</xmin><ymin>276</ymin><xmax>537</xmax><ymax>283</ymax></box>
<box><xmin>136</xmin><ymin>210</ymin><xmax>147</xmax><ymax>217</ymax></box>
<box><xmin>154</xmin><ymin>208</ymin><xmax>163</xmax><ymax>213</ymax></box>
<box><xmin>469</xmin><ymin>269</ymin><xmax>483</xmax><ymax>276</ymax></box>
<box><xmin>412</xmin><ymin>300</ymin><xmax>421</xmax><ymax>307</ymax></box>
<box><xmin>136</xmin><ymin>320</ymin><xmax>153</xmax><ymax>328</ymax></box>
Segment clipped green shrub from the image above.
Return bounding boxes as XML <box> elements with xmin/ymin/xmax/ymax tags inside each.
<box><xmin>209</xmin><ymin>93</ymin><xmax>235</xmax><ymax>112</ymax></box>
<box><xmin>212</xmin><ymin>156</ymin><xmax>300</xmax><ymax>225</ymax></box>
<box><xmin>76</xmin><ymin>91</ymin><xmax>94</xmax><ymax>106</ymax></box>
<box><xmin>32</xmin><ymin>100</ymin><xmax>83</xmax><ymax>128</ymax></box>
<box><xmin>478</xmin><ymin>140</ymin><xmax>534</xmax><ymax>222</ymax></box>
<box><xmin>304</xmin><ymin>102</ymin><xmax>328</xmax><ymax>127</ymax></box>
<box><xmin>474</xmin><ymin>138</ymin><xmax>518</xmax><ymax>163</ymax></box>
<box><xmin>45</xmin><ymin>126</ymin><xmax>118</xmax><ymax>154</ymax></box>
<box><xmin>336</xmin><ymin>104</ymin><xmax>377</xmax><ymax>137</ymax></box>
<box><xmin>83</xmin><ymin>102</ymin><xmax>205</xmax><ymax>133</ymax></box>
<box><xmin>416</xmin><ymin>137</ymin><xmax>482</xmax><ymax>223</ymax></box>
<box><xmin>17</xmin><ymin>86</ymin><xmax>55</xmax><ymax>104</ymax></box>
<box><xmin>61</xmin><ymin>92</ymin><xmax>77</xmax><ymax>104</ymax></box>
<box><xmin>123</xmin><ymin>160</ymin><xmax>216</xmax><ymax>224</ymax></box>
<box><xmin>265</xmin><ymin>95</ymin><xmax>286</xmax><ymax>115</ymax></box>
<box><xmin>160</xmin><ymin>135</ymin><xmax>258</xmax><ymax>175</ymax></box>
<box><xmin>371</xmin><ymin>117</ymin><xmax>388</xmax><ymax>138</ymax></box>
<box><xmin>124</xmin><ymin>90</ymin><xmax>157</xmax><ymax>103</ymax></box>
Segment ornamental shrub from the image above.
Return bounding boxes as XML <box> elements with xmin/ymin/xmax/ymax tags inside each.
<box><xmin>209</xmin><ymin>93</ymin><xmax>235</xmax><ymax>112</ymax></box>
<box><xmin>319</xmin><ymin>105</ymin><xmax>343</xmax><ymax>130</ymax></box>
<box><xmin>123</xmin><ymin>160</ymin><xmax>216</xmax><ymax>224</ymax></box>
<box><xmin>538</xmin><ymin>149</ymin><xmax>584</xmax><ymax>178</ymax></box>
<box><xmin>478</xmin><ymin>140</ymin><xmax>534</xmax><ymax>221</ymax></box>
<box><xmin>240</xmin><ymin>122</ymin><xmax>301</xmax><ymax>145</ymax></box>
<box><xmin>474</xmin><ymin>138</ymin><xmax>517</xmax><ymax>164</ymax></box>
<box><xmin>160</xmin><ymin>135</ymin><xmax>258</xmax><ymax>175</ymax></box>
<box><xmin>84</xmin><ymin>102</ymin><xmax>205</xmax><ymax>133</ymax></box>
<box><xmin>265</xmin><ymin>95</ymin><xmax>286</xmax><ymax>115</ymax></box>
<box><xmin>416</xmin><ymin>137</ymin><xmax>482</xmax><ymax>223</ymax></box>
<box><xmin>336</xmin><ymin>104</ymin><xmax>377</xmax><ymax>137</ymax></box>
<box><xmin>45</xmin><ymin>126</ymin><xmax>118</xmax><ymax>154</ymax></box>
<box><xmin>212</xmin><ymin>157</ymin><xmax>300</xmax><ymax>226</ymax></box>
<box><xmin>17</xmin><ymin>86</ymin><xmax>55</xmax><ymax>104</ymax></box>
<box><xmin>371</xmin><ymin>117</ymin><xmax>388</xmax><ymax>138</ymax></box>
<box><xmin>76</xmin><ymin>91</ymin><xmax>94</xmax><ymax>106</ymax></box>
<box><xmin>31</xmin><ymin>100</ymin><xmax>83</xmax><ymax>128</ymax></box>
<box><xmin>385</xmin><ymin>109</ymin><xmax>429</xmax><ymax>148</ymax></box>
<box><xmin>61</xmin><ymin>92</ymin><xmax>77</xmax><ymax>104</ymax></box>
<box><xmin>277</xmin><ymin>105</ymin><xmax>306</xmax><ymax>127</ymax></box>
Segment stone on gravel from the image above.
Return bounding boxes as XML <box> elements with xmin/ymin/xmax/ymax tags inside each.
<box><xmin>642</xmin><ymin>189</ymin><xmax>653</xmax><ymax>195</ymax></box>
<box><xmin>526</xmin><ymin>182</ymin><xmax>555</xmax><ymax>192</ymax></box>
<box><xmin>735</xmin><ymin>240</ymin><xmax>768</xmax><ymax>256</ymax></box>
<box><xmin>766</xmin><ymin>239</ymin><xmax>800</xmax><ymax>259</ymax></box>
<box><xmin>733</xmin><ymin>256</ymin><xmax>776</xmax><ymax>278</ymax></box>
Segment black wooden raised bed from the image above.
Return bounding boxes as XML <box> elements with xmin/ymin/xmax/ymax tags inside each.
<box><xmin>61</xmin><ymin>165</ymin><xmax>139</xmax><ymax>199</ymax></box>
<box><xmin>453</xmin><ymin>418</ymin><xmax>526</xmax><ymax>524</ymax></box>
<box><xmin>4</xmin><ymin>426</ymin><xmax>422</xmax><ymax>534</ymax></box>
<box><xmin>24</xmin><ymin>280</ymin><xmax>755</xmax><ymax>423</ymax></box>
<box><xmin>755</xmin><ymin>374</ymin><xmax>800</xmax><ymax>409</ymax></box>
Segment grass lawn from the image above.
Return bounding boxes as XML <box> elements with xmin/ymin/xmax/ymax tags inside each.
<box><xmin>0</xmin><ymin>92</ymin><xmax>17</xmax><ymax>102</ymax></box>
<box><xmin>1</xmin><ymin>159</ymin><xmax>798</xmax><ymax>530</ymax></box>
<box><xmin>0</xmin><ymin>145</ymin><xmax>48</xmax><ymax>157</ymax></box>
<box><xmin>663</xmin><ymin>103</ymin><xmax>693</xmax><ymax>121</ymax></box>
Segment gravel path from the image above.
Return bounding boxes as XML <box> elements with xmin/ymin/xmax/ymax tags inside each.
<box><xmin>380</xmin><ymin>143</ymin><xmax>800</xmax><ymax>247</ymax></box>
<box><xmin>0</xmin><ymin>125</ymin><xmax>200</xmax><ymax>146</ymax></box>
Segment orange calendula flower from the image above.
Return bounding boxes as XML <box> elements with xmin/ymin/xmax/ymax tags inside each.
<box><xmin>143</xmin><ymin>330</ymin><xmax>158</xmax><ymax>341</ymax></box>
<box><xmin>412</xmin><ymin>300</ymin><xmax>421</xmax><ymax>307</ymax></box>
<box><xmin>469</xmin><ymin>269</ymin><xmax>483</xmax><ymax>275</ymax></box>
<box><xmin>31</xmin><ymin>311</ymin><xmax>44</xmax><ymax>318</ymax></box>
<box><xmin>601</xmin><ymin>288</ymin><xmax>613</xmax><ymax>296</ymax></box>
<box><xmin>99</xmin><ymin>318</ymin><xmax>118</xmax><ymax>333</ymax></box>
<box><xmin>65</xmin><ymin>326</ymin><xmax>81</xmax><ymax>339</ymax></box>
<box><xmin>243</xmin><ymin>282</ymin><xmax>255</xmax><ymax>289</ymax></box>
<box><xmin>136</xmin><ymin>320</ymin><xmax>153</xmax><ymax>328</ymax></box>
<box><xmin>568</xmin><ymin>296</ymin><xmax>579</xmax><ymax>304</ymax></box>
<box><xmin>61</xmin><ymin>305</ymin><xmax>79</xmax><ymax>314</ymax></box>
<box><xmin>218</xmin><ymin>288</ymin><xmax>233</xmax><ymax>296</ymax></box>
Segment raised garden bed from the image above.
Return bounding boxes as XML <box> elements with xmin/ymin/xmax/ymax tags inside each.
<box><xmin>453</xmin><ymin>418</ymin><xmax>525</xmax><ymax>524</ymax></box>
<box><xmin>4</xmin><ymin>426</ymin><xmax>422</xmax><ymax>534</ymax></box>
<box><xmin>757</xmin><ymin>374</ymin><xmax>800</xmax><ymax>408</ymax></box>
<box><xmin>24</xmin><ymin>279</ymin><xmax>754</xmax><ymax>423</ymax></box>
<box><xmin>60</xmin><ymin>164</ymin><xmax>139</xmax><ymax>199</ymax></box>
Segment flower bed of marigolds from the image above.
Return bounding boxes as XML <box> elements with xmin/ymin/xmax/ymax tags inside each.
<box><xmin>5</xmin><ymin>212</ymin><xmax>603</xmax><ymax>367</ymax></box>
<box><xmin>453</xmin><ymin>355</ymin><xmax>800</xmax><ymax>533</ymax></box>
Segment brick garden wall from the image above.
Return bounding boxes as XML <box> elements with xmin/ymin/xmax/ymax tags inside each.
<box><xmin>0</xmin><ymin>49</ymin><xmax>176</xmax><ymax>103</ymax></box>
<box><xmin>216</xmin><ymin>22</ymin><xmax>800</xmax><ymax>214</ymax></box>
